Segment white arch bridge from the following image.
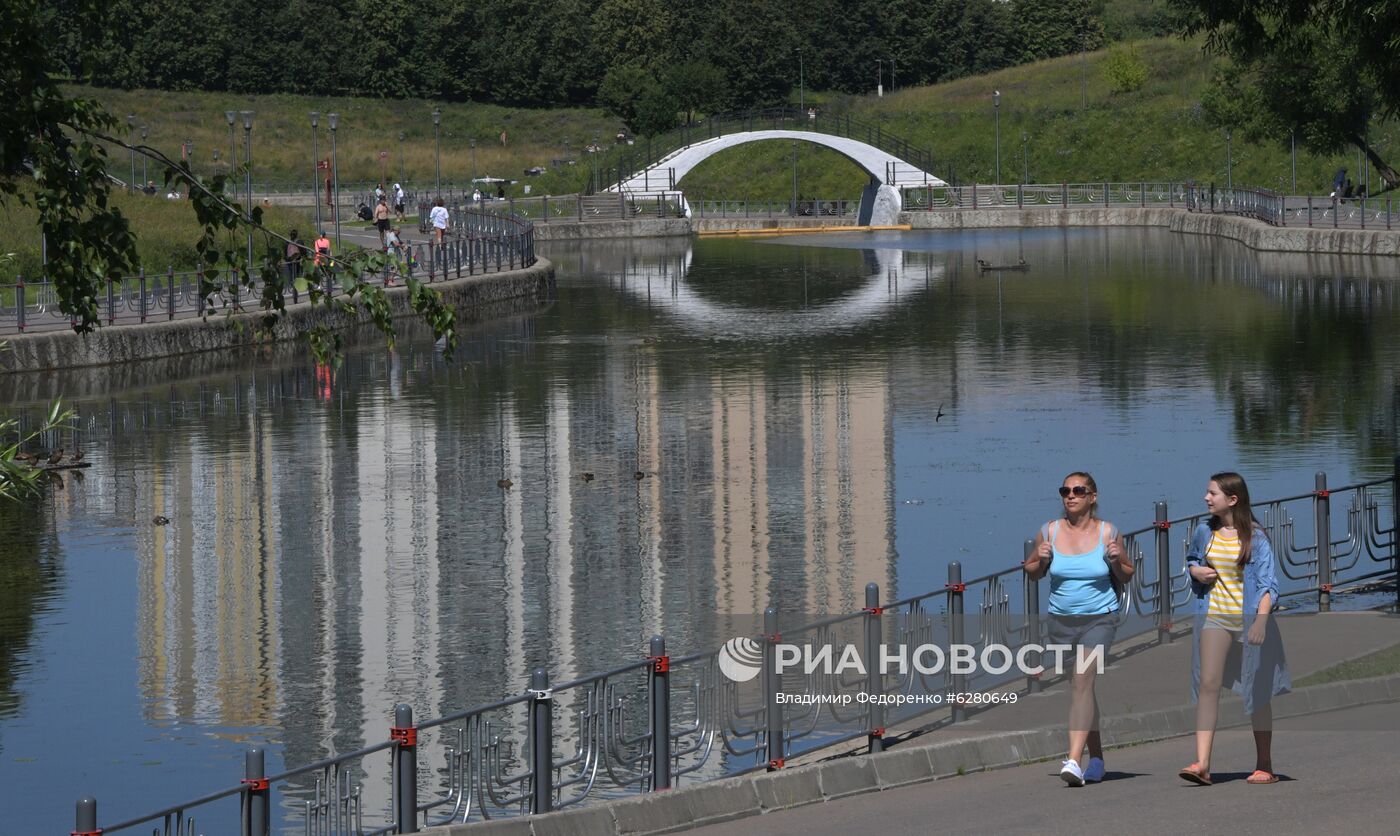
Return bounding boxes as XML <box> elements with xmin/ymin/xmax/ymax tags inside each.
<box><xmin>596</xmin><ymin>110</ymin><xmax>946</xmax><ymax>225</ymax></box>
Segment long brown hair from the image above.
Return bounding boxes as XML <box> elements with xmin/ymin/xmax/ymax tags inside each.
<box><xmin>1209</xmin><ymin>471</ymin><xmax>1260</xmax><ymax>565</ymax></box>
<box><xmin>1063</xmin><ymin>471</ymin><xmax>1099</xmax><ymax>519</ymax></box>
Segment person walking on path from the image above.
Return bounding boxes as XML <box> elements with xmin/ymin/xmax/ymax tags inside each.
<box><xmin>393</xmin><ymin>183</ymin><xmax>406</xmax><ymax>221</ymax></box>
<box><xmin>1023</xmin><ymin>471</ymin><xmax>1133</xmax><ymax>787</ymax></box>
<box><xmin>284</xmin><ymin>229</ymin><xmax>305</xmax><ymax>303</ymax></box>
<box><xmin>1179</xmin><ymin>471</ymin><xmax>1290</xmax><ymax>787</ymax></box>
<box><xmin>374</xmin><ymin>196</ymin><xmax>392</xmax><ymax>246</ymax></box>
<box><xmin>429</xmin><ymin>197</ymin><xmax>450</xmax><ymax>243</ymax></box>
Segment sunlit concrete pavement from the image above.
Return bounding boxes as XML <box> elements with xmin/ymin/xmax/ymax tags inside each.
<box><xmin>693</xmin><ymin>702</ymin><xmax>1400</xmax><ymax>836</ymax></box>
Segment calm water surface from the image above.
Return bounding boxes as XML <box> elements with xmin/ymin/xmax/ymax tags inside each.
<box><xmin>2</xmin><ymin>228</ymin><xmax>1398</xmax><ymax>830</ymax></box>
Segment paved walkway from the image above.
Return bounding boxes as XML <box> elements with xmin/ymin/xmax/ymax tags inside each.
<box><xmin>694</xmin><ymin>702</ymin><xmax>1400</xmax><ymax>835</ymax></box>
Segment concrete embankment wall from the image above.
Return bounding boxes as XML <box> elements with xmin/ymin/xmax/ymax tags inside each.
<box><xmin>0</xmin><ymin>258</ymin><xmax>554</xmax><ymax>374</ymax></box>
<box><xmin>534</xmin><ymin>219</ymin><xmax>691</xmax><ymax>240</ymax></box>
<box><xmin>903</xmin><ymin>207</ymin><xmax>1400</xmax><ymax>256</ymax></box>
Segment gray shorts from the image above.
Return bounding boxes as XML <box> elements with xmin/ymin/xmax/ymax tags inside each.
<box><xmin>1046</xmin><ymin>611</ymin><xmax>1119</xmax><ymax>651</ymax></box>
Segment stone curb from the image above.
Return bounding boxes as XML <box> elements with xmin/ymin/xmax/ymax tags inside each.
<box><xmin>0</xmin><ymin>258</ymin><xmax>555</xmax><ymax>373</ymax></box>
<box><xmin>426</xmin><ymin>672</ymin><xmax>1400</xmax><ymax>835</ymax></box>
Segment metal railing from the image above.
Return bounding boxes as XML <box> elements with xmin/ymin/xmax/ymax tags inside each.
<box><xmin>588</xmin><ymin>109</ymin><xmax>937</xmax><ymax>194</ymax></box>
<box><xmin>2</xmin><ymin>217</ymin><xmax>536</xmax><ymax>337</ymax></box>
<box><xmin>690</xmin><ymin>199</ymin><xmax>858</xmax><ymax>220</ymax></box>
<box><xmin>72</xmin><ymin>462</ymin><xmax>1398</xmax><ymax>834</ymax></box>
<box><xmin>899</xmin><ymin>181</ymin><xmax>1400</xmax><ymax>231</ymax></box>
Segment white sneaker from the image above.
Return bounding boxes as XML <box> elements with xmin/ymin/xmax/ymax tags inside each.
<box><xmin>1059</xmin><ymin>759</ymin><xmax>1085</xmax><ymax>787</ymax></box>
<box><xmin>1084</xmin><ymin>757</ymin><xmax>1106</xmax><ymax>783</ymax></box>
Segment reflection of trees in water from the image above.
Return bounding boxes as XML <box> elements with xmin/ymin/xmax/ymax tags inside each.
<box><xmin>0</xmin><ymin>500</ymin><xmax>60</xmax><ymax>726</ymax></box>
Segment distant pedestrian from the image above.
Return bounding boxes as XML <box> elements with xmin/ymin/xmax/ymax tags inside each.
<box><xmin>374</xmin><ymin>196</ymin><xmax>391</xmax><ymax>245</ymax></box>
<box><xmin>472</xmin><ymin>187</ymin><xmax>482</xmax><ymax>204</ymax></box>
<box><xmin>284</xmin><ymin>229</ymin><xmax>305</xmax><ymax>303</ymax></box>
<box><xmin>496</xmin><ymin>183</ymin><xmax>506</xmax><ymax>200</ymax></box>
<box><xmin>384</xmin><ymin>227</ymin><xmax>405</xmax><ymax>286</ymax></box>
<box><xmin>429</xmin><ymin>197</ymin><xmax>449</xmax><ymax>244</ymax></box>
<box><xmin>375</xmin><ymin>182</ymin><xmax>386</xmax><ymax>203</ymax></box>
<box><xmin>393</xmin><ymin>183</ymin><xmax>406</xmax><ymax>220</ymax></box>
<box><xmin>1332</xmin><ymin>168</ymin><xmax>1347</xmax><ymax>196</ymax></box>
<box><xmin>500</xmin><ymin>130</ymin><xmax>508</xmax><ymax>146</ymax></box>
<box><xmin>1023</xmin><ymin>472</ymin><xmax>1133</xmax><ymax>787</ymax></box>
<box><xmin>1178</xmin><ymin>472</ymin><xmax>1289</xmax><ymax>787</ymax></box>
<box><xmin>314</xmin><ymin>230</ymin><xmax>332</xmax><ymax>269</ymax></box>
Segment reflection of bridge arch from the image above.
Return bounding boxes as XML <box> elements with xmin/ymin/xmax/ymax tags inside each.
<box><xmin>604</xmin><ymin>242</ymin><xmax>945</xmax><ymax>339</ymax></box>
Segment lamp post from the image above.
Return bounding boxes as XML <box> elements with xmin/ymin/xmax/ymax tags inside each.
<box><xmin>798</xmin><ymin>50</ymin><xmax>805</xmax><ymax>113</ymax></box>
<box><xmin>432</xmin><ymin>108</ymin><xmax>442</xmax><ymax>196</ymax></box>
<box><xmin>993</xmin><ymin>91</ymin><xmax>1001</xmax><ymax>185</ymax></box>
<box><xmin>1290</xmin><ymin>128</ymin><xmax>1297</xmax><ymax>193</ymax></box>
<box><xmin>398</xmin><ymin>131</ymin><xmax>405</xmax><ymax>187</ymax></box>
<box><xmin>791</xmin><ymin>140</ymin><xmax>798</xmax><ymax>216</ymax></box>
<box><xmin>877</xmin><ymin>59</ymin><xmax>883</xmax><ymax>97</ymax></box>
<box><xmin>890</xmin><ymin>57</ymin><xmax>896</xmax><ymax>93</ymax></box>
<box><xmin>127</xmin><ymin>114</ymin><xmax>137</xmax><ymax>192</ymax></box>
<box><xmin>310</xmin><ymin>112</ymin><xmax>322</xmax><ymax>236</ymax></box>
<box><xmin>140</xmin><ymin>124</ymin><xmax>149</xmax><ymax>189</ymax></box>
<box><xmin>470</xmin><ymin>138</ymin><xmax>477</xmax><ymax>184</ymax></box>
<box><xmin>242</xmin><ymin>111</ymin><xmax>254</xmax><ymax>268</ymax></box>
<box><xmin>1022</xmin><ymin>131</ymin><xmax>1028</xmax><ymax>184</ymax></box>
<box><xmin>329</xmin><ymin>112</ymin><xmax>341</xmax><ymax>249</ymax></box>
<box><xmin>225</xmin><ymin>111</ymin><xmax>238</xmax><ymax>202</ymax></box>
<box><xmin>1225</xmin><ymin>129</ymin><xmax>1233</xmax><ymax>190</ymax></box>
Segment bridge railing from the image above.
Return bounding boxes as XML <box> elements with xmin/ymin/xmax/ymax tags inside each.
<box><xmin>73</xmin><ymin>463</ymin><xmax>1398</xmax><ymax>834</ymax></box>
<box><xmin>589</xmin><ymin>108</ymin><xmax>937</xmax><ymax>194</ymax></box>
<box><xmin>690</xmin><ymin>198</ymin><xmax>858</xmax><ymax>219</ymax></box>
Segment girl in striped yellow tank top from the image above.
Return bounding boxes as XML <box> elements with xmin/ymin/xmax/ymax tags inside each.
<box><xmin>1204</xmin><ymin>530</ymin><xmax>1245</xmax><ymax>631</ymax></box>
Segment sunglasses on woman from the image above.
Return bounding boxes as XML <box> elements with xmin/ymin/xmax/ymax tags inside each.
<box><xmin>1058</xmin><ymin>486</ymin><xmax>1090</xmax><ymax>498</ymax></box>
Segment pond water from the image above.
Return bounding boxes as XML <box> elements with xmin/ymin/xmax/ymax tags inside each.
<box><xmin>2</xmin><ymin>227</ymin><xmax>1398</xmax><ymax>831</ymax></box>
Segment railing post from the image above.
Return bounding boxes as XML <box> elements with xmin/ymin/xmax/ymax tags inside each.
<box><xmin>763</xmin><ymin>607</ymin><xmax>785</xmax><ymax>770</ymax></box>
<box><xmin>138</xmin><ymin>268</ymin><xmax>148</xmax><ymax>323</ymax></box>
<box><xmin>1316</xmin><ymin>472</ymin><xmax>1332</xmax><ymax>612</ymax></box>
<box><xmin>196</xmin><ymin>263</ymin><xmax>205</xmax><ymax>317</ymax></box>
<box><xmin>648</xmin><ymin>636</ymin><xmax>672</xmax><ymax>791</ymax></box>
<box><xmin>15</xmin><ymin>276</ymin><xmax>24</xmax><ymax>332</ymax></box>
<box><xmin>947</xmin><ymin>562</ymin><xmax>966</xmax><ymax>722</ymax></box>
<box><xmin>1155</xmin><ymin>501</ymin><xmax>1173</xmax><ymax>642</ymax></box>
<box><xmin>241</xmin><ymin>747</ymin><xmax>269</xmax><ymax>836</ymax></box>
<box><xmin>1017</xmin><ymin>183</ymin><xmax>1023</xmax><ymax>208</ymax></box>
<box><xmin>529</xmin><ymin>669</ymin><xmax>553</xmax><ymax>814</ymax></box>
<box><xmin>1393</xmin><ymin>455</ymin><xmax>1400</xmax><ymax>613</ymax></box>
<box><xmin>106</xmin><ymin>275</ymin><xmax>116</xmax><ymax>325</ymax></box>
<box><xmin>392</xmin><ymin>704</ymin><xmax>419</xmax><ymax>833</ymax></box>
<box><xmin>1141</xmin><ymin>181</ymin><xmax>1146</xmax><ymax>207</ymax></box>
<box><xmin>542</xmin><ymin>195</ymin><xmax>549</xmax><ymax>222</ymax></box>
<box><xmin>1062</xmin><ymin>182</ymin><xmax>1068</xmax><ymax>207</ymax></box>
<box><xmin>167</xmin><ymin>266</ymin><xmax>176</xmax><ymax>320</ymax></box>
<box><xmin>1023</xmin><ymin>540</ymin><xmax>1042</xmax><ymax>692</ymax></box>
<box><xmin>863</xmin><ymin>583</ymin><xmax>885</xmax><ymax>753</ymax></box>
<box><xmin>74</xmin><ymin>798</ymin><xmax>99</xmax><ymax>836</ymax></box>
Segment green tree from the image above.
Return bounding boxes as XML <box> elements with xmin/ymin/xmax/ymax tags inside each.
<box><xmin>2</xmin><ymin>0</ymin><xmax>458</xmax><ymax>361</ymax></box>
<box><xmin>1010</xmin><ymin>0</ymin><xmax>1104</xmax><ymax>63</ymax></box>
<box><xmin>1102</xmin><ymin>44</ymin><xmax>1150</xmax><ymax>93</ymax></box>
<box><xmin>664</xmin><ymin>59</ymin><xmax>728</xmax><ymax>125</ymax></box>
<box><xmin>591</xmin><ymin>0</ymin><xmax>673</xmax><ymax>75</ymax></box>
<box><xmin>1173</xmin><ymin>0</ymin><xmax>1400</xmax><ymax>189</ymax></box>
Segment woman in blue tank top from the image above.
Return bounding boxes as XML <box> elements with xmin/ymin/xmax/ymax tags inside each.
<box><xmin>1023</xmin><ymin>471</ymin><xmax>1134</xmax><ymax>787</ymax></box>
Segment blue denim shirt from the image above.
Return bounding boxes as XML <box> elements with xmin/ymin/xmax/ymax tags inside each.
<box><xmin>1184</xmin><ymin>521</ymin><xmax>1291</xmax><ymax>714</ymax></box>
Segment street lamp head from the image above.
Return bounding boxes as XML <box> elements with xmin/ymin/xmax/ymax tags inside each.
<box><xmin>328</xmin><ymin>112</ymin><xmax>338</xmax><ymax>131</ymax></box>
<box><xmin>127</xmin><ymin>114</ymin><xmax>136</xmax><ymax>129</ymax></box>
<box><xmin>241</xmin><ymin>111</ymin><xmax>253</xmax><ymax>131</ymax></box>
<box><xmin>140</xmin><ymin>125</ymin><xmax>148</xmax><ymax>141</ymax></box>
<box><xmin>310</xmin><ymin>111</ymin><xmax>319</xmax><ymax>128</ymax></box>
<box><xmin>993</xmin><ymin>90</ymin><xmax>1001</xmax><ymax>107</ymax></box>
<box><xmin>398</xmin><ymin>131</ymin><xmax>405</xmax><ymax>141</ymax></box>
<box><xmin>225</xmin><ymin>111</ymin><xmax>236</xmax><ymax>126</ymax></box>
<box><xmin>469</xmin><ymin>137</ymin><xmax>476</xmax><ymax>148</ymax></box>
<box><xmin>432</xmin><ymin>108</ymin><xmax>441</xmax><ymax>126</ymax></box>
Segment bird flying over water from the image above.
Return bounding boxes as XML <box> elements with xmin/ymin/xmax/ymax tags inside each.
<box><xmin>936</xmin><ymin>404</ymin><xmax>946</xmax><ymax>422</ymax></box>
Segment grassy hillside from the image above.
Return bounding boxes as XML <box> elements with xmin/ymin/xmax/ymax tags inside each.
<box><xmin>69</xmin><ymin>84</ymin><xmax>624</xmax><ymax>197</ymax></box>
<box><xmin>686</xmin><ymin>36</ymin><xmax>1399</xmax><ymax>200</ymax></box>
<box><xmin>56</xmin><ymin>37</ymin><xmax>1400</xmax><ymax>212</ymax></box>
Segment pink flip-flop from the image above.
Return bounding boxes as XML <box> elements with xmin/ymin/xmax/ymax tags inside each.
<box><xmin>1178</xmin><ymin>763</ymin><xmax>1212</xmax><ymax>786</ymax></box>
<box><xmin>1246</xmin><ymin>770</ymin><xmax>1279</xmax><ymax>784</ymax></box>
